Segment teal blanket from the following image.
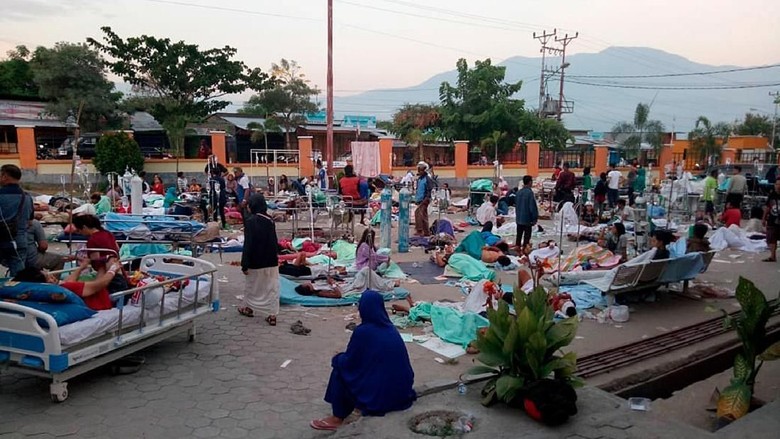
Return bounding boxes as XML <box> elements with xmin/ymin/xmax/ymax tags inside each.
<box><xmin>455</xmin><ymin>231</ymin><xmax>485</xmax><ymax>260</ymax></box>
<box><xmin>279</xmin><ymin>276</ymin><xmax>409</xmax><ymax>307</ymax></box>
<box><xmin>410</xmin><ymin>302</ymin><xmax>489</xmax><ymax>348</ymax></box>
<box><xmin>447</xmin><ymin>253</ymin><xmax>496</xmax><ymax>281</ymax></box>
<box><xmin>331</xmin><ymin>240</ymin><xmax>358</xmax><ymax>264</ymax></box>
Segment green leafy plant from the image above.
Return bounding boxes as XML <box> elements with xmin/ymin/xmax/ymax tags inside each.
<box><xmin>717</xmin><ymin>277</ymin><xmax>780</xmax><ymax>422</ymax></box>
<box><xmin>468</xmin><ymin>285</ymin><xmax>582</xmax><ymax>407</ymax></box>
<box><xmin>93</xmin><ymin>132</ymin><xmax>144</xmax><ymax>176</ymax></box>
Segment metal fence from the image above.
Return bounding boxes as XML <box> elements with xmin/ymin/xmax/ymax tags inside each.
<box><xmin>539</xmin><ymin>150</ymin><xmax>594</xmax><ymax>169</ymax></box>
<box><xmin>502</xmin><ymin>149</ymin><xmax>527</xmax><ymax>164</ymax></box>
<box><xmin>671</xmin><ymin>153</ymin><xmax>700</xmax><ymax>170</ymax></box>
<box><xmin>736</xmin><ymin>150</ymin><xmax>778</xmax><ymax>165</ymax></box>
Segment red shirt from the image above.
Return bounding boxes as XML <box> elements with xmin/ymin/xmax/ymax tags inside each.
<box><xmin>87</xmin><ymin>230</ymin><xmax>120</xmax><ymax>270</ymax></box>
<box><xmin>339</xmin><ymin>176</ymin><xmax>361</xmax><ymax>201</ymax></box>
<box><xmin>61</xmin><ymin>281</ymin><xmax>112</xmax><ymax>311</ymax></box>
<box><xmin>152</xmin><ymin>183</ymin><xmax>165</xmax><ymax>195</ymax></box>
<box><xmin>722</xmin><ymin>208</ymin><xmax>742</xmax><ymax>228</ymax></box>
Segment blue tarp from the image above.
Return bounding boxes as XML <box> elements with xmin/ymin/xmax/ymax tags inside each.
<box><xmin>103</xmin><ymin>212</ymin><xmax>205</xmax><ymax>234</ymax></box>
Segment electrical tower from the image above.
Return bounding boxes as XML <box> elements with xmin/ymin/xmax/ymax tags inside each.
<box><xmin>771</xmin><ymin>91</ymin><xmax>779</xmax><ymax>149</ymax></box>
<box><xmin>534</xmin><ymin>29</ymin><xmax>577</xmax><ymax>120</ymax></box>
<box><xmin>555</xmin><ymin>32</ymin><xmax>578</xmax><ymax>121</ymax></box>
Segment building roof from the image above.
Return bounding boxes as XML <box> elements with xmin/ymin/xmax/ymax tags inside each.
<box><xmin>129</xmin><ymin>111</ymin><xmax>163</xmax><ymax>132</ymax></box>
<box><xmin>0</xmin><ymin>118</ymin><xmax>67</xmax><ymax>128</ymax></box>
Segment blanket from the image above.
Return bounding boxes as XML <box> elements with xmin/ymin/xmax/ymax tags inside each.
<box><xmin>553</xmin><ymin>243</ymin><xmax>621</xmax><ymax>272</ymax></box>
<box><xmin>409</xmin><ymin>302</ymin><xmax>489</xmax><ymax>348</ymax></box>
<box><xmin>455</xmin><ymin>231</ymin><xmax>485</xmax><ymax>260</ymax></box>
<box><xmin>710</xmin><ymin>225</ymin><xmax>767</xmax><ymax>253</ymax></box>
<box><xmin>558</xmin><ymin>284</ymin><xmax>608</xmax><ymax>310</ymax></box>
<box><xmin>278</xmin><ymin>276</ymin><xmax>408</xmax><ymax>307</ymax></box>
<box><xmin>331</xmin><ymin>240</ymin><xmax>358</xmax><ymax>264</ymax></box>
<box><xmin>446</xmin><ymin>253</ymin><xmax>496</xmax><ymax>282</ymax></box>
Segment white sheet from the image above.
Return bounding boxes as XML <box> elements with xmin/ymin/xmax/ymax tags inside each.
<box><xmin>59</xmin><ymin>280</ymin><xmax>212</xmax><ymax>347</ymax></box>
<box><xmin>710</xmin><ymin>225</ymin><xmax>767</xmax><ymax>253</ymax></box>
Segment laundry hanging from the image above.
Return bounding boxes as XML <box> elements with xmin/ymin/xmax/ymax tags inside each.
<box><xmin>351</xmin><ymin>141</ymin><xmax>380</xmax><ymax>177</ymax></box>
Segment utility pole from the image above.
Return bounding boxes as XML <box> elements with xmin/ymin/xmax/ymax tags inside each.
<box><xmin>555</xmin><ymin>32</ymin><xmax>578</xmax><ymax>121</ymax></box>
<box><xmin>770</xmin><ymin>91</ymin><xmax>779</xmax><ymax>150</ymax></box>
<box><xmin>533</xmin><ymin>29</ymin><xmax>557</xmax><ymax>117</ymax></box>
<box><xmin>326</xmin><ymin>0</ymin><xmax>334</xmax><ymax>180</ymax></box>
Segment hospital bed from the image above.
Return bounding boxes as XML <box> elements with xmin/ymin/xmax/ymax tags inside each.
<box><xmin>0</xmin><ymin>254</ymin><xmax>219</xmax><ymax>402</ymax></box>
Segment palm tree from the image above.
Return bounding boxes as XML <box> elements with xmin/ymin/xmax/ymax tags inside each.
<box><xmin>689</xmin><ymin>116</ymin><xmax>731</xmax><ymax>167</ymax></box>
<box><xmin>612</xmin><ymin>103</ymin><xmax>666</xmax><ymax>161</ymax></box>
<box><xmin>480</xmin><ymin>130</ymin><xmax>506</xmax><ymax>182</ymax></box>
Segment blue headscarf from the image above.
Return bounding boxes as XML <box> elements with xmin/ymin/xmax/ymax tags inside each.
<box><xmin>331</xmin><ymin>291</ymin><xmax>416</xmax><ymax>415</ymax></box>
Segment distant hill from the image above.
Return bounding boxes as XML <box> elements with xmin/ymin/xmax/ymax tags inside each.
<box><xmin>333</xmin><ymin>47</ymin><xmax>780</xmax><ymax>132</ymax></box>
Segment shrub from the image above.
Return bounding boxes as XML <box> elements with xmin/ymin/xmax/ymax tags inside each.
<box><xmin>93</xmin><ymin>132</ymin><xmax>144</xmax><ymax>176</ymax></box>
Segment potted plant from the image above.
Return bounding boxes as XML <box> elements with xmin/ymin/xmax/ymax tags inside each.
<box><xmin>468</xmin><ymin>285</ymin><xmax>582</xmax><ymax>425</ymax></box>
<box><xmin>716</xmin><ymin>277</ymin><xmax>780</xmax><ymax>424</ymax></box>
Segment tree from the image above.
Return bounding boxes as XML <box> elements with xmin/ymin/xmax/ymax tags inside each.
<box><xmin>734</xmin><ymin>112</ymin><xmax>778</xmax><ymax>146</ymax></box>
<box><xmin>0</xmin><ymin>45</ymin><xmax>38</xmax><ymax>98</ymax></box>
<box><xmin>391</xmin><ymin>103</ymin><xmax>442</xmax><ymax>160</ymax></box>
<box><xmin>93</xmin><ymin>132</ymin><xmax>145</xmax><ymax>176</ymax></box>
<box><xmin>241</xmin><ymin>59</ymin><xmax>319</xmax><ymax>149</ymax></box>
<box><xmin>689</xmin><ymin>116</ymin><xmax>731</xmax><ymax>166</ymax></box>
<box><xmin>518</xmin><ymin>111</ymin><xmax>572</xmax><ymax>150</ymax></box>
<box><xmin>28</xmin><ymin>42</ymin><xmax>122</xmax><ymax>131</ymax></box>
<box><xmin>612</xmin><ymin>103</ymin><xmax>665</xmax><ymax>159</ymax></box>
<box><xmin>89</xmin><ymin>26</ymin><xmax>271</xmax><ymax>159</ymax></box>
<box><xmin>247</xmin><ymin>119</ymin><xmax>280</xmax><ymax>179</ymax></box>
<box><xmin>439</xmin><ymin>58</ymin><xmax>525</xmax><ymax>154</ymax></box>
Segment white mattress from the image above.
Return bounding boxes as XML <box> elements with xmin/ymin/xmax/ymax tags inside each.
<box><xmin>59</xmin><ymin>280</ymin><xmax>212</xmax><ymax>347</ymax></box>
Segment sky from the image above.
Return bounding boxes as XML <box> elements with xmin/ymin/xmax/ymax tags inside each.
<box><xmin>1</xmin><ymin>0</ymin><xmax>779</xmax><ymax>103</ymax></box>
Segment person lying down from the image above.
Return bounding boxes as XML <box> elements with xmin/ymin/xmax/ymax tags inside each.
<box><xmin>294</xmin><ymin>267</ymin><xmax>401</xmax><ymax>299</ymax></box>
<box><xmin>279</xmin><ymin>252</ymin><xmax>348</xmax><ymax>278</ymax></box>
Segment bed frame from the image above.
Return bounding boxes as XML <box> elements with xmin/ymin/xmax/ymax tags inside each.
<box><xmin>0</xmin><ymin>254</ymin><xmax>219</xmax><ymax>402</ymax></box>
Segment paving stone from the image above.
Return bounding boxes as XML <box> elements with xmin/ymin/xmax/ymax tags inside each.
<box><xmin>184</xmin><ymin>417</ymin><xmax>212</xmax><ymax>429</ymax></box>
<box><xmin>205</xmin><ymin>408</ymin><xmax>231</xmax><ymax>420</ymax></box>
<box><xmin>192</xmin><ymin>426</ymin><xmax>222</xmax><ymax>438</ymax></box>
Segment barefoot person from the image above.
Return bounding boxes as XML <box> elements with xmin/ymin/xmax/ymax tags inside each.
<box><xmin>239</xmin><ymin>194</ymin><xmax>280</xmax><ymax>325</ymax></box>
<box><xmin>311</xmin><ymin>291</ymin><xmax>416</xmax><ymax>431</ymax></box>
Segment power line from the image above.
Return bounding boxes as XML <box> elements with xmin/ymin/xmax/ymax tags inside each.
<box><xmin>567</xmin><ymin>80</ymin><xmax>780</xmax><ymax>90</ymax></box>
<box><xmin>139</xmin><ymin>0</ymin><xmax>321</xmax><ymax>22</ymax></box>
<box><xmin>569</xmin><ymin>64</ymin><xmax>780</xmax><ymax>79</ymax></box>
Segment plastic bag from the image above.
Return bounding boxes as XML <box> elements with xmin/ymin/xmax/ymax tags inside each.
<box><xmin>605</xmin><ymin>305</ymin><xmax>629</xmax><ymax>323</ymax></box>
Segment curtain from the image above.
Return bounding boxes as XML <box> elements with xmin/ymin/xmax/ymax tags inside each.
<box><xmin>351</xmin><ymin>141</ymin><xmax>380</xmax><ymax>177</ymax></box>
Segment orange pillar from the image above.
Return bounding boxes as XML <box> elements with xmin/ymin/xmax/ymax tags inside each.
<box><xmin>298</xmin><ymin>136</ymin><xmax>314</xmax><ymax>178</ymax></box>
<box><xmin>721</xmin><ymin>148</ymin><xmax>736</xmax><ymax>165</ymax></box>
<box><xmin>526</xmin><ymin>141</ymin><xmax>540</xmax><ymax>178</ymax></box>
<box><xmin>594</xmin><ymin>145</ymin><xmax>609</xmax><ymax>175</ymax></box>
<box><xmin>454</xmin><ymin>141</ymin><xmax>468</xmax><ymax>179</ymax></box>
<box><xmin>16</xmin><ymin>126</ymin><xmax>37</xmax><ymax>170</ymax></box>
<box><xmin>658</xmin><ymin>144</ymin><xmax>673</xmax><ymax>172</ymax></box>
<box><xmin>379</xmin><ymin>137</ymin><xmax>393</xmax><ymax>175</ymax></box>
<box><xmin>210</xmin><ymin>131</ymin><xmax>227</xmax><ymax>164</ymax></box>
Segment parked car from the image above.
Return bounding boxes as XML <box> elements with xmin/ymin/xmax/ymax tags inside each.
<box><xmin>57</xmin><ymin>134</ymin><xmax>100</xmax><ymax>159</ymax></box>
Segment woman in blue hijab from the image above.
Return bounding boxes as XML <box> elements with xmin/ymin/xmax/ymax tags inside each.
<box><xmin>310</xmin><ymin>291</ymin><xmax>416</xmax><ymax>431</ymax></box>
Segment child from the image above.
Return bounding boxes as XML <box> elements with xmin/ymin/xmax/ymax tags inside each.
<box><xmin>719</xmin><ymin>202</ymin><xmax>742</xmax><ymax>228</ymax></box>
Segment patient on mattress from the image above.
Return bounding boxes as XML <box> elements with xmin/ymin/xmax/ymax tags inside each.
<box><xmin>299</xmin><ymin>267</ymin><xmax>401</xmax><ymax>299</ymax></box>
<box><xmin>279</xmin><ymin>252</ymin><xmax>348</xmax><ymax>278</ymax></box>
<box><xmin>12</xmin><ymin>258</ymin><xmax>123</xmax><ymax>311</ymax></box>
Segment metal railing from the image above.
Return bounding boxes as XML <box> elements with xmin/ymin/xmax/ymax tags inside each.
<box><xmin>539</xmin><ymin>150</ymin><xmax>594</xmax><ymax>169</ymax></box>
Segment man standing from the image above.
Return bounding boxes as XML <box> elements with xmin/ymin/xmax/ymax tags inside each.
<box><xmin>234</xmin><ymin>167</ymin><xmax>251</xmax><ymax>203</ymax></box>
<box><xmin>702</xmin><ymin>169</ymin><xmax>718</xmax><ymax>224</ymax></box>
<box><xmin>515</xmin><ymin>175</ymin><xmax>538</xmax><ymax>249</ymax></box>
<box><xmin>607</xmin><ymin>164</ymin><xmax>622</xmax><ymax>208</ymax></box>
<box><xmin>414</xmin><ymin>162</ymin><xmax>433</xmax><ymax>237</ymax></box>
<box><xmin>0</xmin><ymin>164</ymin><xmax>33</xmax><ymax>276</ymax></box>
<box><xmin>554</xmin><ymin>162</ymin><xmax>575</xmax><ymax>204</ymax></box>
<box><xmin>316</xmin><ymin>160</ymin><xmax>328</xmax><ymax>190</ymax></box>
<box><xmin>726</xmin><ymin>166</ymin><xmax>747</xmax><ymax>210</ymax></box>
<box><xmin>626</xmin><ymin>162</ymin><xmax>637</xmax><ymax>206</ymax></box>
<box><xmin>763</xmin><ymin>179</ymin><xmax>780</xmax><ymax>263</ymax></box>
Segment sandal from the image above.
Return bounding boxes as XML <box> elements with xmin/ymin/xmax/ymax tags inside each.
<box><xmin>762</xmin><ymin>258</ymin><xmax>777</xmax><ymax>262</ymax></box>
<box><xmin>266</xmin><ymin>315</ymin><xmax>277</xmax><ymax>326</ymax></box>
<box><xmin>310</xmin><ymin>418</ymin><xmax>341</xmax><ymax>431</ymax></box>
<box><xmin>237</xmin><ymin>307</ymin><xmax>254</xmax><ymax>318</ymax></box>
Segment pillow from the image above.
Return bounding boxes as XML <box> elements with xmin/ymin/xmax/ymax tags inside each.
<box><xmin>0</xmin><ymin>281</ymin><xmax>89</xmax><ymax>307</ymax></box>
<box><xmin>0</xmin><ymin>299</ymin><xmax>96</xmax><ymax>328</ymax></box>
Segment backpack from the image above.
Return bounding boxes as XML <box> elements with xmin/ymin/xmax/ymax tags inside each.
<box><xmin>0</xmin><ymin>193</ymin><xmax>27</xmax><ymax>243</ymax></box>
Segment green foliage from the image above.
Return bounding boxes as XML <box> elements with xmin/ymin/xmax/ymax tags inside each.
<box><xmin>717</xmin><ymin>277</ymin><xmax>780</xmax><ymax>422</ymax></box>
<box><xmin>89</xmin><ymin>27</ymin><xmax>271</xmax><ymax>157</ymax></box>
<box><xmin>241</xmin><ymin>59</ymin><xmax>319</xmax><ymax>149</ymax></box>
<box><xmin>0</xmin><ymin>45</ymin><xmax>38</xmax><ymax>98</ymax></box>
<box><xmin>612</xmin><ymin>103</ymin><xmax>666</xmax><ymax>158</ymax></box>
<box><xmin>93</xmin><ymin>132</ymin><xmax>144</xmax><ymax>176</ymax></box>
<box><xmin>734</xmin><ymin>112</ymin><xmax>777</xmax><ymax>146</ymax></box>
<box><xmin>689</xmin><ymin>116</ymin><xmax>730</xmax><ymax>163</ymax></box>
<box><xmin>517</xmin><ymin>112</ymin><xmax>573</xmax><ymax>150</ymax></box>
<box><xmin>28</xmin><ymin>42</ymin><xmax>122</xmax><ymax>131</ymax></box>
<box><xmin>467</xmin><ymin>285</ymin><xmax>580</xmax><ymax>407</ymax></box>
<box><xmin>439</xmin><ymin>58</ymin><xmax>526</xmax><ymax>155</ymax></box>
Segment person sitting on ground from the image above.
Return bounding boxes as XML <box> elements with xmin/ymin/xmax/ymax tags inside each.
<box><xmin>580</xmin><ymin>202</ymin><xmax>599</xmax><ymax>227</ymax></box>
<box><xmin>603</xmin><ymin>222</ymin><xmax>628</xmax><ymax>263</ymax></box>
<box><xmin>650</xmin><ymin>229</ymin><xmax>673</xmax><ymax>260</ymax></box>
<box><xmin>12</xmin><ymin>258</ymin><xmax>123</xmax><ymax>311</ymax></box>
<box><xmin>719</xmin><ymin>201</ymin><xmax>742</xmax><ymax>228</ymax></box>
<box><xmin>311</xmin><ymin>291</ymin><xmax>416</xmax><ymax>431</ymax></box>
<box><xmin>745</xmin><ymin>206</ymin><xmax>765</xmax><ymax>234</ymax></box>
<box><xmin>687</xmin><ymin>223</ymin><xmax>711</xmax><ymax>253</ymax></box>
<box><xmin>613</xmin><ymin>199</ymin><xmax>633</xmax><ymax>222</ymax></box>
<box><xmin>476</xmin><ymin>195</ymin><xmax>498</xmax><ymax>226</ymax></box>
<box><xmin>355</xmin><ymin>229</ymin><xmax>390</xmax><ymax>271</ymax></box>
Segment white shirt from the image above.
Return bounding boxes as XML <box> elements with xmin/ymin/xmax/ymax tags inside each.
<box><xmin>400</xmin><ymin>172</ymin><xmax>415</xmax><ymax>186</ymax></box>
<box><xmin>607</xmin><ymin>170</ymin><xmax>622</xmax><ymax>190</ymax></box>
<box><xmin>237</xmin><ymin>174</ymin><xmax>250</xmax><ymax>190</ymax></box>
<box><xmin>476</xmin><ymin>202</ymin><xmax>497</xmax><ymax>225</ymax></box>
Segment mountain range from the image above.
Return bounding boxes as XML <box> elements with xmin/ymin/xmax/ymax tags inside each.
<box><xmin>332</xmin><ymin>47</ymin><xmax>780</xmax><ymax>133</ymax></box>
